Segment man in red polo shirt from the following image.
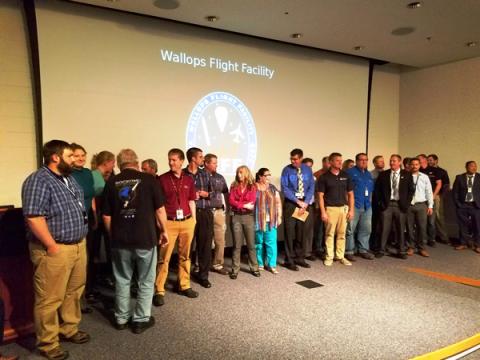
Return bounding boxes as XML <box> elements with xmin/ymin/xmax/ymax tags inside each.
<box><xmin>154</xmin><ymin>148</ymin><xmax>198</xmax><ymax>306</ymax></box>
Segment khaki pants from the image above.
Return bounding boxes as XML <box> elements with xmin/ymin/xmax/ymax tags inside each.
<box><xmin>324</xmin><ymin>206</ymin><xmax>348</xmax><ymax>261</ymax></box>
<box><xmin>29</xmin><ymin>240</ymin><xmax>87</xmax><ymax>352</ymax></box>
<box><xmin>212</xmin><ymin>209</ymin><xmax>226</xmax><ymax>269</ymax></box>
<box><xmin>155</xmin><ymin>217</ymin><xmax>196</xmax><ymax>295</ymax></box>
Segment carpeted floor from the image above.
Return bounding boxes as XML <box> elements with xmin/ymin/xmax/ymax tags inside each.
<box><xmin>2</xmin><ymin>243</ymin><xmax>479</xmax><ymax>359</ymax></box>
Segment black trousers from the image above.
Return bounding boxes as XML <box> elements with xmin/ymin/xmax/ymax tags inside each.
<box><xmin>379</xmin><ymin>201</ymin><xmax>407</xmax><ymax>255</ymax></box>
<box><xmin>284</xmin><ymin>201</ymin><xmax>307</xmax><ymax>264</ymax></box>
<box><xmin>456</xmin><ymin>204</ymin><xmax>480</xmax><ymax>247</ymax></box>
<box><xmin>370</xmin><ymin>203</ymin><xmax>382</xmax><ymax>252</ymax></box>
<box><xmin>303</xmin><ymin>205</ymin><xmax>315</xmax><ymax>257</ymax></box>
<box><xmin>407</xmin><ymin>203</ymin><xmax>428</xmax><ymax>250</ymax></box>
<box><xmin>194</xmin><ymin>208</ymin><xmax>214</xmax><ymax>280</ymax></box>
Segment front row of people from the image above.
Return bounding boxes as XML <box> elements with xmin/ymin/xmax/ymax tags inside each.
<box><xmin>21</xmin><ymin>140</ymin><xmax>480</xmax><ymax>359</ymax></box>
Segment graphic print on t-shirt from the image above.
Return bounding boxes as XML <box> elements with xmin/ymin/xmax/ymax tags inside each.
<box><xmin>115</xmin><ymin>179</ymin><xmax>141</xmax><ymax>217</ymax></box>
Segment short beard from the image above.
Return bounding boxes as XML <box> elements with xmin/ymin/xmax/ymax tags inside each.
<box><xmin>58</xmin><ymin>158</ymin><xmax>73</xmax><ymax>176</ymax></box>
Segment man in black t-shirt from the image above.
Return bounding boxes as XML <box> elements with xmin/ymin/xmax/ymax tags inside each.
<box><xmin>103</xmin><ymin>149</ymin><xmax>168</xmax><ymax>334</ymax></box>
<box><xmin>418</xmin><ymin>154</ymin><xmax>442</xmax><ymax>247</ymax></box>
<box><xmin>317</xmin><ymin>152</ymin><xmax>355</xmax><ymax>266</ymax></box>
<box><xmin>428</xmin><ymin>154</ymin><xmax>451</xmax><ymax>243</ymax></box>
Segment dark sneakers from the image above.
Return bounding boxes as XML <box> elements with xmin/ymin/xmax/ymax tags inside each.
<box><xmin>131</xmin><ymin>316</ymin><xmax>155</xmax><ymax>334</ymax></box>
<box><xmin>179</xmin><ymin>288</ymin><xmax>199</xmax><ymax>298</ymax></box>
<box><xmin>152</xmin><ymin>294</ymin><xmax>164</xmax><ymax>307</ymax></box>
<box><xmin>344</xmin><ymin>254</ymin><xmax>356</xmax><ymax>262</ymax></box>
<box><xmin>359</xmin><ymin>252</ymin><xmax>374</xmax><ymax>260</ymax></box>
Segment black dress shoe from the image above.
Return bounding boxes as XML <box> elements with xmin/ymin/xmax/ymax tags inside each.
<box><xmin>152</xmin><ymin>294</ymin><xmax>164</xmax><ymax>307</ymax></box>
<box><xmin>375</xmin><ymin>252</ymin><xmax>384</xmax><ymax>258</ymax></box>
<box><xmin>179</xmin><ymin>288</ymin><xmax>199</xmax><ymax>298</ymax></box>
<box><xmin>295</xmin><ymin>261</ymin><xmax>311</xmax><ymax>268</ymax></box>
<box><xmin>114</xmin><ymin>322</ymin><xmax>129</xmax><ymax>330</ymax></box>
<box><xmin>285</xmin><ymin>263</ymin><xmax>299</xmax><ymax>271</ymax></box>
<box><xmin>427</xmin><ymin>241</ymin><xmax>436</xmax><ymax>247</ymax></box>
<box><xmin>199</xmin><ymin>279</ymin><xmax>212</xmax><ymax>288</ymax></box>
<box><xmin>131</xmin><ymin>316</ymin><xmax>155</xmax><ymax>334</ymax></box>
<box><xmin>399</xmin><ymin>254</ymin><xmax>408</xmax><ymax>260</ymax></box>
<box><xmin>251</xmin><ymin>271</ymin><xmax>261</xmax><ymax>277</ymax></box>
<box><xmin>305</xmin><ymin>255</ymin><xmax>316</xmax><ymax>261</ymax></box>
<box><xmin>81</xmin><ymin>306</ymin><xmax>93</xmax><ymax>314</ymax></box>
<box><xmin>229</xmin><ymin>272</ymin><xmax>238</xmax><ymax>279</ymax></box>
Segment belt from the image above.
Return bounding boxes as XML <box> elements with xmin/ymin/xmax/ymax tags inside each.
<box><xmin>211</xmin><ymin>206</ymin><xmax>225</xmax><ymax>210</ymax></box>
<box><xmin>167</xmin><ymin>214</ymin><xmax>192</xmax><ymax>222</ymax></box>
<box><xmin>414</xmin><ymin>201</ymin><xmax>428</xmax><ymax>205</ymax></box>
<box><xmin>232</xmin><ymin>211</ymin><xmax>253</xmax><ymax>215</ymax></box>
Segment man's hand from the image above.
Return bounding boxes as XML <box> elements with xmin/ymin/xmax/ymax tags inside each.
<box><xmin>198</xmin><ymin>190</ymin><xmax>209</xmax><ymax>198</ymax></box>
<box><xmin>47</xmin><ymin>243</ymin><xmax>60</xmax><ymax>256</ymax></box>
<box><xmin>347</xmin><ymin>209</ymin><xmax>354</xmax><ymax>221</ymax></box>
<box><xmin>277</xmin><ymin>215</ymin><xmax>282</xmax><ymax>226</ymax></box>
<box><xmin>159</xmin><ymin>231</ymin><xmax>169</xmax><ymax>247</ymax></box>
<box><xmin>427</xmin><ymin>208</ymin><xmax>433</xmax><ymax>216</ymax></box>
<box><xmin>321</xmin><ymin>213</ymin><xmax>328</xmax><ymax>223</ymax></box>
<box><xmin>298</xmin><ymin>208</ymin><xmax>305</xmax><ymax>215</ymax></box>
<box><xmin>297</xmin><ymin>200</ymin><xmax>307</xmax><ymax>209</ymax></box>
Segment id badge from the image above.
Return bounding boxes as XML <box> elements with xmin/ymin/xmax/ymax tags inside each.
<box><xmin>468</xmin><ymin>188</ymin><xmax>472</xmax><ymax>193</ymax></box>
<box><xmin>295</xmin><ymin>192</ymin><xmax>304</xmax><ymax>198</ymax></box>
<box><xmin>365</xmin><ymin>189</ymin><xmax>369</xmax><ymax>197</ymax></box>
<box><xmin>266</xmin><ymin>213</ymin><xmax>270</xmax><ymax>222</ymax></box>
<box><xmin>176</xmin><ymin>209</ymin><xmax>184</xmax><ymax>220</ymax></box>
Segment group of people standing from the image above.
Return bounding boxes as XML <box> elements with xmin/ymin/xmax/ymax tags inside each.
<box><xmin>20</xmin><ymin>140</ymin><xmax>480</xmax><ymax>359</ymax></box>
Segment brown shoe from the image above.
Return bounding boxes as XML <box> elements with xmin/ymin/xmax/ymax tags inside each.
<box><xmin>418</xmin><ymin>250</ymin><xmax>430</xmax><ymax>257</ymax></box>
<box><xmin>214</xmin><ymin>267</ymin><xmax>229</xmax><ymax>275</ymax></box>
<box><xmin>407</xmin><ymin>248</ymin><xmax>414</xmax><ymax>256</ymax></box>
<box><xmin>455</xmin><ymin>245</ymin><xmax>466</xmax><ymax>250</ymax></box>
<box><xmin>40</xmin><ymin>347</ymin><xmax>69</xmax><ymax>360</ymax></box>
<box><xmin>60</xmin><ymin>330</ymin><xmax>90</xmax><ymax>344</ymax></box>
<box><xmin>474</xmin><ymin>247</ymin><xmax>480</xmax><ymax>254</ymax></box>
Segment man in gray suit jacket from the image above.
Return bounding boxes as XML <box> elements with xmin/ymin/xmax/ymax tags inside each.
<box><xmin>452</xmin><ymin>161</ymin><xmax>480</xmax><ymax>253</ymax></box>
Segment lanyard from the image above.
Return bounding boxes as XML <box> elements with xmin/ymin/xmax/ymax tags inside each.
<box><xmin>170</xmin><ymin>172</ymin><xmax>184</xmax><ymax>208</ymax></box>
<box><xmin>45</xmin><ymin>167</ymin><xmax>84</xmax><ymax>210</ymax></box>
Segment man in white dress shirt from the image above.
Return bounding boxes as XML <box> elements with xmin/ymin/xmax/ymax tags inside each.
<box><xmin>406</xmin><ymin>158</ymin><xmax>433</xmax><ymax>257</ymax></box>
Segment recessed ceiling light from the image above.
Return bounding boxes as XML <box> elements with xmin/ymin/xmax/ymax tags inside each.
<box><xmin>407</xmin><ymin>2</ymin><xmax>422</xmax><ymax>9</ymax></box>
<box><xmin>284</xmin><ymin>11</ymin><xmax>289</xmax><ymax>15</ymax></box>
<box><xmin>291</xmin><ymin>33</ymin><xmax>302</xmax><ymax>39</ymax></box>
<box><xmin>153</xmin><ymin>0</ymin><xmax>179</xmax><ymax>10</ymax></box>
<box><xmin>205</xmin><ymin>15</ymin><xmax>219</xmax><ymax>22</ymax></box>
<box><xmin>391</xmin><ymin>26</ymin><xmax>415</xmax><ymax>36</ymax></box>
<box><xmin>353</xmin><ymin>46</ymin><xmax>364</xmax><ymax>51</ymax></box>
<box><xmin>106</xmin><ymin>0</ymin><xmax>119</xmax><ymax>2</ymax></box>
<box><xmin>426</xmin><ymin>36</ymin><xmax>432</xmax><ymax>41</ymax></box>
<box><xmin>466</xmin><ymin>41</ymin><xmax>478</xmax><ymax>47</ymax></box>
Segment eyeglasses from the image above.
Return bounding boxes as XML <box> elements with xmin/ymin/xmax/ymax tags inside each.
<box><xmin>263</xmin><ymin>174</ymin><xmax>271</xmax><ymax>177</ymax></box>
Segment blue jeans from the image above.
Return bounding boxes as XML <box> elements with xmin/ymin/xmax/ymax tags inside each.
<box><xmin>255</xmin><ymin>227</ymin><xmax>278</xmax><ymax>268</ymax></box>
<box><xmin>346</xmin><ymin>207</ymin><xmax>372</xmax><ymax>254</ymax></box>
<box><xmin>112</xmin><ymin>247</ymin><xmax>157</xmax><ymax>324</ymax></box>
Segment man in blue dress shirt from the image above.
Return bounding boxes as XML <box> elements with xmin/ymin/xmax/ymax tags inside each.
<box><xmin>345</xmin><ymin>153</ymin><xmax>375</xmax><ymax>261</ymax></box>
<box><xmin>280</xmin><ymin>148</ymin><xmax>315</xmax><ymax>270</ymax></box>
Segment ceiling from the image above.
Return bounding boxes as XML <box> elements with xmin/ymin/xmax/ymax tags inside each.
<box><xmin>70</xmin><ymin>0</ymin><xmax>480</xmax><ymax>68</ymax></box>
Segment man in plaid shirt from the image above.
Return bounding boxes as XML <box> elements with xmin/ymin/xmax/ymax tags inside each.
<box><xmin>22</xmin><ymin>140</ymin><xmax>90</xmax><ymax>360</ymax></box>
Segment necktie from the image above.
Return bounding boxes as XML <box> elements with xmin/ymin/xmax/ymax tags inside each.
<box><xmin>392</xmin><ymin>172</ymin><xmax>398</xmax><ymax>199</ymax></box>
<box><xmin>466</xmin><ymin>175</ymin><xmax>474</xmax><ymax>202</ymax></box>
<box><xmin>297</xmin><ymin>167</ymin><xmax>304</xmax><ymax>197</ymax></box>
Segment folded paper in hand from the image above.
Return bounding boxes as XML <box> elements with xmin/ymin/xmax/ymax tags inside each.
<box><xmin>292</xmin><ymin>208</ymin><xmax>309</xmax><ymax>222</ymax></box>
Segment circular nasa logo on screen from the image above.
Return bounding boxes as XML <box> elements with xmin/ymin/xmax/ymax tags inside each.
<box><xmin>186</xmin><ymin>91</ymin><xmax>257</xmax><ymax>177</ymax></box>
